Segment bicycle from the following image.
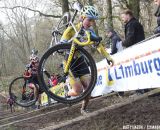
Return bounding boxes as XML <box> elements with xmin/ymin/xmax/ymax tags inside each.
<box><xmin>9</xmin><ymin>65</ymin><xmax>39</xmax><ymax>107</ymax></box>
<box><xmin>38</xmin><ymin>2</ymin><xmax>113</xmax><ymax>104</ymax></box>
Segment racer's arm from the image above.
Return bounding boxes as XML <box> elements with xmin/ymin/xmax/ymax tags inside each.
<box><xmin>88</xmin><ymin>29</ymin><xmax>114</xmax><ymax>66</ymax></box>
<box><xmin>60</xmin><ymin>26</ymin><xmax>75</xmax><ymax>43</ymax></box>
<box><xmin>23</xmin><ymin>69</ymin><xmax>31</xmax><ymax>78</ymax></box>
<box><xmin>96</xmin><ymin>43</ymin><xmax>114</xmax><ymax>66</ymax></box>
<box><xmin>23</xmin><ymin>64</ymin><xmax>32</xmax><ymax>78</ymax></box>
<box><xmin>88</xmin><ymin>29</ymin><xmax>102</xmax><ymax>42</ymax></box>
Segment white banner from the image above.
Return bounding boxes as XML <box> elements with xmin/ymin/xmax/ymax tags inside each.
<box><xmin>91</xmin><ymin>60</ymin><xmax>112</xmax><ymax>97</ymax></box>
<box><xmin>91</xmin><ymin>36</ymin><xmax>160</xmax><ymax>96</ymax></box>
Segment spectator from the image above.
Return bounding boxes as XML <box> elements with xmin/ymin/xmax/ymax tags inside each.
<box><xmin>49</xmin><ymin>74</ymin><xmax>58</xmax><ymax>87</ymax></box>
<box><xmin>121</xmin><ymin>9</ymin><xmax>145</xmax><ymax>48</ymax></box>
<box><xmin>154</xmin><ymin>0</ymin><xmax>160</xmax><ymax>34</ymax></box>
<box><xmin>121</xmin><ymin>10</ymin><xmax>146</xmax><ymax>95</ymax></box>
<box><xmin>106</xmin><ymin>29</ymin><xmax>124</xmax><ymax>96</ymax></box>
<box><xmin>106</xmin><ymin>29</ymin><xmax>123</xmax><ymax>55</ymax></box>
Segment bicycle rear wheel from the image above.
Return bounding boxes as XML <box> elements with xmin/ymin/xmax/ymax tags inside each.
<box><xmin>51</xmin><ymin>12</ymin><xmax>71</xmax><ymax>46</ymax></box>
<box><xmin>38</xmin><ymin>43</ymin><xmax>97</xmax><ymax>104</ymax></box>
<box><xmin>9</xmin><ymin>77</ymin><xmax>39</xmax><ymax>107</ymax></box>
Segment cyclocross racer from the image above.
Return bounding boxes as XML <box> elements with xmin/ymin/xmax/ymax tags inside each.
<box><xmin>60</xmin><ymin>6</ymin><xmax>114</xmax><ymax>114</ymax></box>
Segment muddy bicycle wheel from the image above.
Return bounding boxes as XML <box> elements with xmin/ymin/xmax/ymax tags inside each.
<box><xmin>9</xmin><ymin>76</ymin><xmax>39</xmax><ymax>107</ymax></box>
<box><xmin>38</xmin><ymin>43</ymin><xmax>97</xmax><ymax>104</ymax></box>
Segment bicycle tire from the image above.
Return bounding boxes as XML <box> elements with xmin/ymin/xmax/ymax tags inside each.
<box><xmin>51</xmin><ymin>12</ymin><xmax>71</xmax><ymax>46</ymax></box>
<box><xmin>38</xmin><ymin>43</ymin><xmax>97</xmax><ymax>104</ymax></box>
<box><xmin>9</xmin><ymin>76</ymin><xmax>39</xmax><ymax>107</ymax></box>
<box><xmin>57</xmin><ymin>12</ymin><xmax>71</xmax><ymax>30</ymax></box>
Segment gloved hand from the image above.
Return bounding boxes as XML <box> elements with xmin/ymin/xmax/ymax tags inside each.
<box><xmin>106</xmin><ymin>57</ymin><xmax>114</xmax><ymax>66</ymax></box>
<box><xmin>90</xmin><ymin>36</ymin><xmax>102</xmax><ymax>43</ymax></box>
<box><xmin>91</xmin><ymin>36</ymin><xmax>102</xmax><ymax>47</ymax></box>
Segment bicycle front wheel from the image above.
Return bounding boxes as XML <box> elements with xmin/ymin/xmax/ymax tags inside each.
<box><xmin>38</xmin><ymin>43</ymin><xmax>97</xmax><ymax>104</ymax></box>
<box><xmin>9</xmin><ymin>77</ymin><xmax>39</xmax><ymax>107</ymax></box>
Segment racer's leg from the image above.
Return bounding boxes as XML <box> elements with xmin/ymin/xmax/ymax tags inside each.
<box><xmin>69</xmin><ymin>54</ymin><xmax>91</xmax><ymax>113</ymax></box>
<box><xmin>67</xmin><ymin>74</ymin><xmax>91</xmax><ymax>114</ymax></box>
<box><xmin>28</xmin><ymin>83</ymin><xmax>38</xmax><ymax>98</ymax></box>
<box><xmin>67</xmin><ymin>76</ymin><xmax>83</xmax><ymax>96</ymax></box>
<box><xmin>31</xmin><ymin>83</ymin><xmax>41</xmax><ymax>109</ymax></box>
<box><xmin>80</xmin><ymin>74</ymin><xmax>91</xmax><ymax>113</ymax></box>
<box><xmin>68</xmin><ymin>55</ymin><xmax>90</xmax><ymax>97</ymax></box>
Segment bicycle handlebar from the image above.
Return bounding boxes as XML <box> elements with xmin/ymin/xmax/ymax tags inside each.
<box><xmin>73</xmin><ymin>31</ymin><xmax>94</xmax><ymax>46</ymax></box>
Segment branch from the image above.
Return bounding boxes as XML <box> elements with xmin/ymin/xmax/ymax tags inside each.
<box><xmin>123</xmin><ymin>0</ymin><xmax>130</xmax><ymax>9</ymax></box>
<box><xmin>0</xmin><ymin>6</ymin><xmax>61</xmax><ymax>18</ymax></box>
<box><xmin>117</xmin><ymin>0</ymin><xmax>128</xmax><ymax>9</ymax></box>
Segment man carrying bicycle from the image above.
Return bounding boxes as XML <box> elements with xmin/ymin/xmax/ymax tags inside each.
<box><xmin>60</xmin><ymin>6</ymin><xmax>114</xmax><ymax>114</ymax></box>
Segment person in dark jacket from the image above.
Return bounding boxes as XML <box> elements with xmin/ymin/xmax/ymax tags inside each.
<box><xmin>106</xmin><ymin>29</ymin><xmax>123</xmax><ymax>55</ymax></box>
<box><xmin>121</xmin><ymin>9</ymin><xmax>145</xmax><ymax>48</ymax></box>
<box><xmin>154</xmin><ymin>0</ymin><xmax>160</xmax><ymax>34</ymax></box>
<box><xmin>121</xmin><ymin>10</ymin><xmax>146</xmax><ymax>95</ymax></box>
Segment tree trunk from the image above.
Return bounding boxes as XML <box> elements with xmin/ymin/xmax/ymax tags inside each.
<box><xmin>128</xmin><ymin>0</ymin><xmax>140</xmax><ymax>20</ymax></box>
<box><xmin>0</xmin><ymin>32</ymin><xmax>7</xmax><ymax>75</ymax></box>
<box><xmin>60</xmin><ymin>0</ymin><xmax>69</xmax><ymax>14</ymax></box>
<box><xmin>106</xmin><ymin>0</ymin><xmax>113</xmax><ymax>29</ymax></box>
<box><xmin>60</xmin><ymin>0</ymin><xmax>69</xmax><ymax>23</ymax></box>
<box><xmin>88</xmin><ymin>0</ymin><xmax>93</xmax><ymax>6</ymax></box>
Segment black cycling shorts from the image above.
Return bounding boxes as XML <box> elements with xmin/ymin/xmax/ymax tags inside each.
<box><xmin>28</xmin><ymin>75</ymin><xmax>44</xmax><ymax>94</ymax></box>
<box><xmin>70</xmin><ymin>56</ymin><xmax>90</xmax><ymax>78</ymax></box>
<box><xmin>28</xmin><ymin>75</ymin><xmax>39</xmax><ymax>85</ymax></box>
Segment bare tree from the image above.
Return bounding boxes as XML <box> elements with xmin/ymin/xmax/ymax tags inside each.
<box><xmin>128</xmin><ymin>0</ymin><xmax>140</xmax><ymax>19</ymax></box>
<box><xmin>0</xmin><ymin>27</ymin><xmax>7</xmax><ymax>75</ymax></box>
<box><xmin>60</xmin><ymin>0</ymin><xmax>69</xmax><ymax>15</ymax></box>
<box><xmin>0</xmin><ymin>6</ymin><xmax>61</xmax><ymax>18</ymax></box>
<box><xmin>88</xmin><ymin>0</ymin><xmax>93</xmax><ymax>6</ymax></box>
<box><xmin>116</xmin><ymin>0</ymin><xmax>140</xmax><ymax>19</ymax></box>
<box><xmin>106</xmin><ymin>0</ymin><xmax>113</xmax><ymax>29</ymax></box>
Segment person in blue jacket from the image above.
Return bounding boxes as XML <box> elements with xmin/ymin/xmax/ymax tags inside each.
<box><xmin>106</xmin><ymin>29</ymin><xmax>123</xmax><ymax>55</ymax></box>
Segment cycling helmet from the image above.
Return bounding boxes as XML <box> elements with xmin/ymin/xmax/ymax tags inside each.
<box><xmin>31</xmin><ymin>49</ymin><xmax>38</xmax><ymax>55</ymax></box>
<box><xmin>81</xmin><ymin>6</ymin><xmax>99</xmax><ymax>20</ymax></box>
<box><xmin>29</xmin><ymin>48</ymin><xmax>39</xmax><ymax>62</ymax></box>
<box><xmin>30</xmin><ymin>55</ymin><xmax>39</xmax><ymax>63</ymax></box>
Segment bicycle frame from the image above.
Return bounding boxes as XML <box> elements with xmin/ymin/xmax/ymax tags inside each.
<box><xmin>63</xmin><ymin>30</ymin><xmax>111</xmax><ymax>75</ymax></box>
<box><xmin>63</xmin><ymin>30</ymin><xmax>94</xmax><ymax>74</ymax></box>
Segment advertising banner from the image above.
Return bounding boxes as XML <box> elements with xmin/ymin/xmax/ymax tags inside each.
<box><xmin>91</xmin><ymin>36</ymin><xmax>160</xmax><ymax>96</ymax></box>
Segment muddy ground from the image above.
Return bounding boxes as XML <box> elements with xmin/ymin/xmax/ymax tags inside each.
<box><xmin>59</xmin><ymin>95</ymin><xmax>160</xmax><ymax>130</ymax></box>
<box><xmin>2</xmin><ymin>95</ymin><xmax>123</xmax><ymax>130</ymax></box>
<box><xmin>1</xmin><ymin>94</ymin><xmax>160</xmax><ymax>130</ymax></box>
